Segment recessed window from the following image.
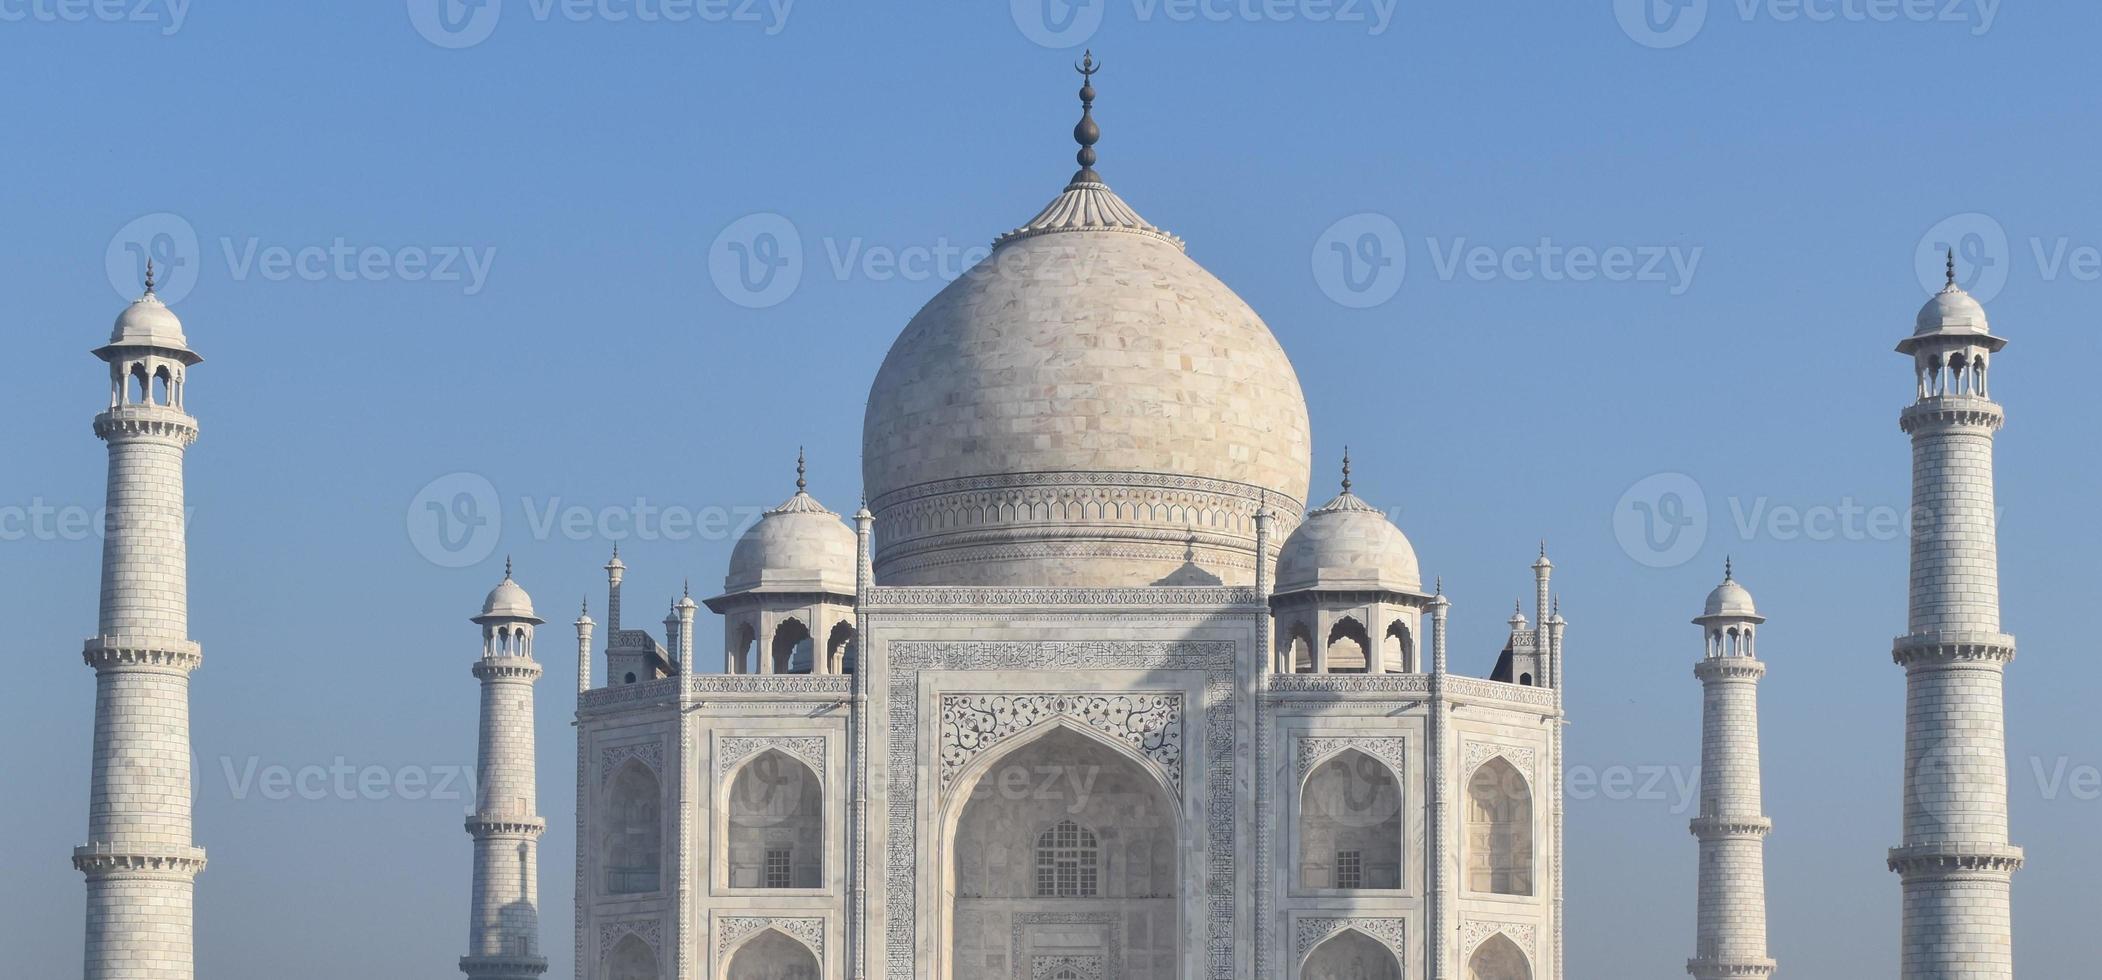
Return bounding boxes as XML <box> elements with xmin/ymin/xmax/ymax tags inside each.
<box><xmin>764</xmin><ymin>848</ymin><xmax>791</xmax><ymax>889</ymax></box>
<box><xmin>1335</xmin><ymin>849</ymin><xmax>1363</xmax><ymax>890</ymax></box>
<box><xmin>1034</xmin><ymin>820</ymin><xmax>1099</xmax><ymax>898</ymax></box>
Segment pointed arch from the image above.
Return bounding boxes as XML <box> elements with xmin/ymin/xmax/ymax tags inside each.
<box><xmin>1304</xmin><ymin>927</ymin><xmax>1404</xmax><ymax>980</ymax></box>
<box><xmin>723</xmin><ymin>926</ymin><xmax>819</xmax><ymax>980</ymax></box>
<box><xmin>603</xmin><ymin>760</ymin><xmax>662</xmax><ymax>895</ymax></box>
<box><xmin>1383</xmin><ymin>619</ymin><xmax>1414</xmax><ymax>672</ymax></box>
<box><xmin>1288</xmin><ymin>623</ymin><xmax>1314</xmax><ymax>673</ymax></box>
<box><xmin>826</xmin><ymin>620</ymin><xmax>856</xmax><ymax>674</ymax></box>
<box><xmin>943</xmin><ymin>722</ymin><xmax>1183</xmax><ymax>980</ymax></box>
<box><xmin>1466</xmin><ymin>932</ymin><xmax>1532</xmax><ymax>980</ymax></box>
<box><xmin>1299</xmin><ymin>748</ymin><xmax>1402</xmax><ymax>890</ymax></box>
<box><xmin>1327</xmin><ymin>616</ymin><xmax>1371</xmax><ymax>673</ymax></box>
<box><xmin>731</xmin><ymin>622</ymin><xmax>756</xmax><ymax>674</ymax></box>
<box><xmin>607</xmin><ymin>933</ymin><xmax>659</xmax><ymax>980</ymax></box>
<box><xmin>770</xmin><ymin>617</ymin><xmax>811</xmax><ymax>674</ymax></box>
<box><xmin>725</xmin><ymin>749</ymin><xmax>823</xmax><ymax>889</ymax></box>
<box><xmin>1466</xmin><ymin>757</ymin><xmax>1534</xmax><ymax>896</ymax></box>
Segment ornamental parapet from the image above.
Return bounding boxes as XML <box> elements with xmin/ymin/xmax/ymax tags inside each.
<box><xmin>1686</xmin><ymin>956</ymin><xmax>1777</xmax><ymax>978</ymax></box>
<box><xmin>1263</xmin><ymin>673</ymin><xmax>1429</xmax><ymax>699</ymax></box>
<box><xmin>1899</xmin><ymin>395</ymin><xmax>2003</xmax><ymax>433</ymax></box>
<box><xmin>1689</xmin><ymin>815</ymin><xmax>1773</xmax><ymax>838</ymax></box>
<box><xmin>1693</xmin><ymin>658</ymin><xmax>1766</xmax><ymax>682</ymax></box>
<box><xmin>82</xmin><ymin>637</ymin><xmax>203</xmax><ymax>672</ymax></box>
<box><xmin>459</xmin><ymin>954</ymin><xmax>550</xmax><ymax>978</ymax></box>
<box><xmin>93</xmin><ymin>405</ymin><xmax>198</xmax><ymax>445</ymax></box>
<box><xmin>72</xmin><ymin>843</ymin><xmax>207</xmax><ymax>880</ymax></box>
<box><xmin>1886</xmin><ymin>842</ymin><xmax>2025</xmax><ymax>877</ymax></box>
<box><xmin>472</xmin><ymin>658</ymin><xmax>544</xmax><ymax>682</ymax></box>
<box><xmin>863</xmin><ymin>584</ymin><xmax>1260</xmax><ymax>608</ymax></box>
<box><xmin>1891</xmin><ymin>631</ymin><xmax>2016</xmax><ymax>668</ymax></box>
<box><xmin>1445</xmin><ymin>675</ymin><xmax>1560</xmax><ymax>709</ymax></box>
<box><xmin>465</xmin><ymin>814</ymin><xmax>546</xmax><ymax>838</ymax></box>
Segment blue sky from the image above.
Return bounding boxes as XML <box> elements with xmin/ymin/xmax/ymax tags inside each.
<box><xmin>3</xmin><ymin>1</ymin><xmax>2100</xmax><ymax>976</ymax></box>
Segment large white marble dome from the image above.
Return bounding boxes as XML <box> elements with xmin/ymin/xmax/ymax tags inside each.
<box><xmin>861</xmin><ymin>171</ymin><xmax>1312</xmax><ymax>587</ymax></box>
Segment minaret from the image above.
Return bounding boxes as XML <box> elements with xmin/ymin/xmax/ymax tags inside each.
<box><xmin>1689</xmin><ymin>561</ymin><xmax>1776</xmax><ymax>980</ymax></box>
<box><xmin>77</xmin><ymin>264</ymin><xmax>208</xmax><ymax>980</ymax></box>
<box><xmin>1889</xmin><ymin>253</ymin><xmax>2021</xmax><ymax>978</ymax></box>
<box><xmin>462</xmin><ymin>560</ymin><xmax>548</xmax><ymax>980</ymax></box>
<box><xmin>676</xmin><ymin>582</ymin><xmax>696</xmax><ymax>672</ymax></box>
<box><xmin>574</xmin><ymin>598</ymin><xmax>594</xmax><ymax>695</ymax></box>
<box><xmin>603</xmin><ymin>546</ymin><xmax>625</xmax><ymax>636</ymax></box>
<box><xmin>1427</xmin><ymin>580</ymin><xmax>1453</xmax><ymax>980</ymax></box>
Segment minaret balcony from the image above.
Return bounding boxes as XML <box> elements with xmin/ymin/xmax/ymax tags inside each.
<box><xmin>71</xmin><ymin>843</ymin><xmax>208</xmax><ymax>879</ymax></box>
<box><xmin>82</xmin><ymin>636</ymin><xmax>203</xmax><ymax>672</ymax></box>
<box><xmin>1899</xmin><ymin>394</ymin><xmax>2003</xmax><ymax>433</ymax></box>
<box><xmin>458</xmin><ymin>954</ymin><xmax>549</xmax><ymax>978</ymax></box>
<box><xmin>93</xmin><ymin>403</ymin><xmax>198</xmax><ymax>444</ymax></box>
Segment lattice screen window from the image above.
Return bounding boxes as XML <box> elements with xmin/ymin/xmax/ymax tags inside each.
<box><xmin>764</xmin><ymin>848</ymin><xmax>792</xmax><ymax>889</ymax></box>
<box><xmin>1335</xmin><ymin>849</ymin><xmax>1363</xmax><ymax>889</ymax></box>
<box><xmin>1033</xmin><ymin>820</ymin><xmax>1100</xmax><ymax>898</ymax></box>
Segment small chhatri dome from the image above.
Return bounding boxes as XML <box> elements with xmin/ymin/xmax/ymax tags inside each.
<box><xmin>1696</xmin><ymin>559</ymin><xmax>1763</xmax><ymax>623</ymax></box>
<box><xmin>101</xmin><ymin>261</ymin><xmax>200</xmax><ymax>362</ymax></box>
<box><xmin>474</xmin><ymin>558</ymin><xmax>544</xmax><ymax>623</ymax></box>
<box><xmin>722</xmin><ymin>452</ymin><xmax>858</xmax><ymax>596</ymax></box>
<box><xmin>1274</xmin><ymin>453</ymin><xmax>1423</xmax><ymax>595</ymax></box>
<box><xmin>1904</xmin><ymin>250</ymin><xmax>2002</xmax><ymax>352</ymax></box>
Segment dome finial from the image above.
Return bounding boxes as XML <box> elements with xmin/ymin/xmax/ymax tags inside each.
<box><xmin>1340</xmin><ymin>446</ymin><xmax>1353</xmax><ymax>495</ymax></box>
<box><xmin>795</xmin><ymin>446</ymin><xmax>807</xmax><ymax>493</ymax></box>
<box><xmin>143</xmin><ymin>258</ymin><xmax>157</xmax><ymax>296</ymax></box>
<box><xmin>1724</xmin><ymin>555</ymin><xmax>1733</xmax><ymax>581</ymax></box>
<box><xmin>1946</xmin><ymin>247</ymin><xmax>1957</xmax><ymax>290</ymax></box>
<box><xmin>1071</xmin><ymin>50</ymin><xmax>1102</xmax><ymax>184</ymax></box>
<box><xmin>503</xmin><ymin>555</ymin><xmax>513</xmax><ymax>580</ymax></box>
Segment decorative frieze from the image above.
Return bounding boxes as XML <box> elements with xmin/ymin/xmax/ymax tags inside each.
<box><xmin>1461</xmin><ymin>919</ymin><xmax>1538</xmax><ymax>961</ymax></box>
<box><xmin>597</xmin><ymin>741</ymin><xmax>664</xmax><ymax>788</ymax></box>
<box><xmin>717</xmin><ymin>735</ymin><xmax>826</xmax><ymax>779</ymax></box>
<box><xmin>866</xmin><ymin>585</ymin><xmax>1258</xmax><ymax>607</ymax></box>
<box><xmin>1292</xmin><ymin>916</ymin><xmax>1406</xmax><ymax>960</ymax></box>
<box><xmin>1461</xmin><ymin>740</ymin><xmax>1538</xmax><ymax>781</ymax></box>
<box><xmin>1294</xmin><ymin>736</ymin><xmax>1406</xmax><ymax>780</ymax></box>
<box><xmin>718</xmin><ymin>915</ymin><xmax>824</xmax><ymax>961</ymax></box>
<box><xmin>939</xmin><ymin>693</ymin><xmax>1183</xmax><ymax>797</ymax></box>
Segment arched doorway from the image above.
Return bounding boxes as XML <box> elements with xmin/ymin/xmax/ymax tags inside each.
<box><xmin>725</xmin><ymin>750</ymin><xmax>823</xmax><ymax>889</ymax></box>
<box><xmin>1303</xmin><ymin>929</ymin><xmax>1402</xmax><ymax>980</ymax></box>
<box><xmin>945</xmin><ymin>725</ymin><xmax>1180</xmax><ymax>980</ymax></box>
<box><xmin>607</xmin><ymin>934</ymin><xmax>658</xmax><ymax>980</ymax></box>
<box><xmin>1466</xmin><ymin>933</ymin><xmax>1532</xmax><ymax>980</ymax></box>
<box><xmin>604</xmin><ymin>762</ymin><xmax>662</xmax><ymax>895</ymax></box>
<box><xmin>724</xmin><ymin>928</ymin><xmax>819</xmax><ymax>980</ymax></box>
<box><xmin>1298</xmin><ymin>749</ymin><xmax>1402</xmax><ymax>890</ymax></box>
<box><xmin>1466</xmin><ymin>757</ymin><xmax>1533</xmax><ymax>896</ymax></box>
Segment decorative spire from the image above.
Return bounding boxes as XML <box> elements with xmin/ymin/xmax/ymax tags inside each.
<box><xmin>581</xmin><ymin>596</ymin><xmax>589</xmax><ymax>616</ymax></box>
<box><xmin>503</xmin><ymin>555</ymin><xmax>513</xmax><ymax>580</ymax></box>
<box><xmin>682</xmin><ymin>578</ymin><xmax>691</xmax><ymax>599</ymax></box>
<box><xmin>143</xmin><ymin>258</ymin><xmax>157</xmax><ymax>296</ymax></box>
<box><xmin>1946</xmin><ymin>247</ymin><xmax>1957</xmax><ymax>290</ymax></box>
<box><xmin>796</xmin><ymin>446</ymin><xmax>807</xmax><ymax>494</ymax></box>
<box><xmin>1072</xmin><ymin>50</ymin><xmax>1101</xmax><ymax>184</ymax></box>
<box><xmin>1724</xmin><ymin>555</ymin><xmax>1734</xmax><ymax>581</ymax></box>
<box><xmin>1340</xmin><ymin>447</ymin><xmax>1353</xmax><ymax>495</ymax></box>
<box><xmin>1435</xmin><ymin>576</ymin><xmax>1444</xmax><ymax>596</ymax></box>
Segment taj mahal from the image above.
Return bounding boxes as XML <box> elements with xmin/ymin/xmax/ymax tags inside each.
<box><xmin>65</xmin><ymin>57</ymin><xmax>2022</xmax><ymax>980</ymax></box>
